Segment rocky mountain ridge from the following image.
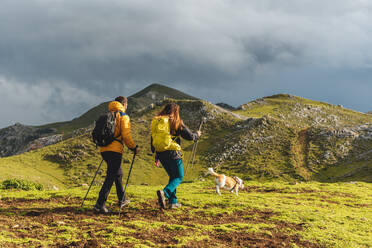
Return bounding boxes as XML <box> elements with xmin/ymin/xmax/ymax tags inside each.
<box><xmin>1</xmin><ymin>85</ymin><xmax>372</xmax><ymax>184</ymax></box>
<box><xmin>0</xmin><ymin>123</ymin><xmax>59</xmax><ymax>157</ymax></box>
<box><xmin>206</xmin><ymin>94</ymin><xmax>372</xmax><ymax>182</ymax></box>
<box><xmin>0</xmin><ymin>84</ymin><xmax>197</xmax><ymax>158</ymax></box>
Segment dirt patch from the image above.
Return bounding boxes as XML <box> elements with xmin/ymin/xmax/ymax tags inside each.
<box><xmin>0</xmin><ymin>196</ymin><xmax>321</xmax><ymax>248</ymax></box>
<box><xmin>0</xmin><ymin>196</ymin><xmax>82</xmax><ymax>207</ymax></box>
<box><xmin>53</xmin><ymin>237</ymin><xmax>100</xmax><ymax>248</ymax></box>
<box><xmin>210</xmin><ymin>230</ymin><xmax>320</xmax><ymax>248</ymax></box>
<box><xmin>242</xmin><ymin>186</ymin><xmax>319</xmax><ymax>194</ymax></box>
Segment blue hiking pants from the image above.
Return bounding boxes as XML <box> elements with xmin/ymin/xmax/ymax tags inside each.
<box><xmin>160</xmin><ymin>158</ymin><xmax>183</xmax><ymax>204</ymax></box>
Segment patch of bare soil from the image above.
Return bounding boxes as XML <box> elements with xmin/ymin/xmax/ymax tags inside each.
<box><xmin>242</xmin><ymin>186</ymin><xmax>318</xmax><ymax>194</ymax></box>
<box><xmin>0</xmin><ymin>197</ymin><xmax>322</xmax><ymax>248</ymax></box>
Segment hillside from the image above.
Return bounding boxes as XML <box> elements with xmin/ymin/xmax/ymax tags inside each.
<box><xmin>0</xmin><ymin>123</ymin><xmax>60</xmax><ymax>157</ymax></box>
<box><xmin>0</xmin><ymin>98</ymin><xmax>241</xmax><ymax>188</ymax></box>
<box><xmin>1</xmin><ymin>89</ymin><xmax>372</xmax><ymax>189</ymax></box>
<box><xmin>223</xmin><ymin>94</ymin><xmax>372</xmax><ymax>182</ymax></box>
<box><xmin>0</xmin><ymin>84</ymin><xmax>198</xmax><ymax>157</ymax></box>
<box><xmin>40</xmin><ymin>83</ymin><xmax>198</xmax><ymax>135</ymax></box>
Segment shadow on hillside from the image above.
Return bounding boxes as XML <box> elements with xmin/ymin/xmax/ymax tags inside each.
<box><xmin>310</xmin><ymin>130</ymin><xmax>372</xmax><ymax>183</ymax></box>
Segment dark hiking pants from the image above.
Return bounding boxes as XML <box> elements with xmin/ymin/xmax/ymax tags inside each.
<box><xmin>160</xmin><ymin>158</ymin><xmax>183</xmax><ymax>204</ymax></box>
<box><xmin>96</xmin><ymin>151</ymin><xmax>124</xmax><ymax>207</ymax></box>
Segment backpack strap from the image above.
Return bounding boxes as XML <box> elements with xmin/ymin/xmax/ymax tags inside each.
<box><xmin>113</xmin><ymin>111</ymin><xmax>124</xmax><ymax>145</ymax></box>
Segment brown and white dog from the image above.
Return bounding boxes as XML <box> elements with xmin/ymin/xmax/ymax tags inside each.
<box><xmin>207</xmin><ymin>168</ymin><xmax>244</xmax><ymax>196</ymax></box>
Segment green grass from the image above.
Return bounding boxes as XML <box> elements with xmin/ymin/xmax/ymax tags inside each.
<box><xmin>2</xmin><ymin>95</ymin><xmax>372</xmax><ymax>192</ymax></box>
<box><xmin>235</xmin><ymin>94</ymin><xmax>372</xmax><ymax>127</ymax></box>
<box><xmin>0</xmin><ymin>180</ymin><xmax>370</xmax><ymax>247</ymax></box>
<box><xmin>0</xmin><ymin>149</ymin><xmax>66</xmax><ymax>189</ymax></box>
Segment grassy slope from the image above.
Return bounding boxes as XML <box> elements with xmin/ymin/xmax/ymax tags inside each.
<box><xmin>39</xmin><ymin>102</ymin><xmax>108</xmax><ymax>134</ymax></box>
<box><xmin>2</xmin><ymin>95</ymin><xmax>372</xmax><ymax>189</ymax></box>
<box><xmin>0</xmin><ymin>99</ymin><xmax>228</xmax><ymax>189</ymax></box>
<box><xmin>224</xmin><ymin>94</ymin><xmax>372</xmax><ymax>182</ymax></box>
<box><xmin>39</xmin><ymin>84</ymin><xmax>198</xmax><ymax>135</ymax></box>
<box><xmin>0</xmin><ymin>181</ymin><xmax>371</xmax><ymax>248</ymax></box>
<box><xmin>0</xmin><ymin>153</ymin><xmax>65</xmax><ymax>190</ymax></box>
<box><xmin>235</xmin><ymin>94</ymin><xmax>372</xmax><ymax>127</ymax></box>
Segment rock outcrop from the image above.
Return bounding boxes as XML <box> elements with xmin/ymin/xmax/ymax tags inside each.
<box><xmin>0</xmin><ymin>123</ymin><xmax>57</xmax><ymax>157</ymax></box>
<box><xmin>216</xmin><ymin>102</ymin><xmax>236</xmax><ymax>111</ymax></box>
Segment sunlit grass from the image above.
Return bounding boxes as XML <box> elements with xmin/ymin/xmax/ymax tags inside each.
<box><xmin>0</xmin><ymin>180</ymin><xmax>370</xmax><ymax>247</ymax></box>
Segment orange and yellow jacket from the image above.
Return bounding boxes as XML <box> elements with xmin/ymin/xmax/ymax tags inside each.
<box><xmin>99</xmin><ymin>101</ymin><xmax>136</xmax><ymax>154</ymax></box>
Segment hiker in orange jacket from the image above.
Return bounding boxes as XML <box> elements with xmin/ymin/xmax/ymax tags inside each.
<box><xmin>94</xmin><ymin>96</ymin><xmax>138</xmax><ymax>214</ymax></box>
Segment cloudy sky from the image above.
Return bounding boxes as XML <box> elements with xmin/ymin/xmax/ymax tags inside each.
<box><xmin>1</xmin><ymin>0</ymin><xmax>372</xmax><ymax>128</ymax></box>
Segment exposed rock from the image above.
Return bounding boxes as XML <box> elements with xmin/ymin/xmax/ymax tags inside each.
<box><xmin>323</xmin><ymin>151</ymin><xmax>335</xmax><ymax>161</ymax></box>
<box><xmin>292</xmin><ymin>104</ymin><xmax>325</xmax><ymax>120</ymax></box>
<box><xmin>310</xmin><ymin>127</ymin><xmax>359</xmax><ymax>139</ymax></box>
<box><xmin>0</xmin><ymin>123</ymin><xmax>57</xmax><ymax>157</ymax></box>
<box><xmin>357</xmin><ymin>149</ymin><xmax>372</xmax><ymax>160</ymax></box>
<box><xmin>21</xmin><ymin>134</ymin><xmax>63</xmax><ymax>154</ymax></box>
<box><xmin>206</xmin><ymin>117</ymin><xmax>274</xmax><ymax>164</ymax></box>
<box><xmin>215</xmin><ymin>102</ymin><xmax>236</xmax><ymax>111</ymax></box>
<box><xmin>238</xmin><ymin>98</ymin><xmax>267</xmax><ymax>110</ymax></box>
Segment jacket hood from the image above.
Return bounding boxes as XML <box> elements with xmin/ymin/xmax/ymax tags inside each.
<box><xmin>108</xmin><ymin>101</ymin><xmax>125</xmax><ymax>112</ymax></box>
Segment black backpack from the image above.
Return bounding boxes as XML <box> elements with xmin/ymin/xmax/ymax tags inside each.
<box><xmin>92</xmin><ymin>111</ymin><xmax>122</xmax><ymax>147</ymax></box>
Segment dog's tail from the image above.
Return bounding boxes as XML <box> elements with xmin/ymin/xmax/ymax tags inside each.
<box><xmin>207</xmin><ymin>167</ymin><xmax>219</xmax><ymax>177</ymax></box>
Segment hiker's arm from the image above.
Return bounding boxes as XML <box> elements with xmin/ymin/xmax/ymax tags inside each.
<box><xmin>179</xmin><ymin>124</ymin><xmax>199</xmax><ymax>141</ymax></box>
<box><xmin>120</xmin><ymin>115</ymin><xmax>136</xmax><ymax>149</ymax></box>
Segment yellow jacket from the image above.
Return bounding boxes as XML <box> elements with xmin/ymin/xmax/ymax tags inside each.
<box><xmin>99</xmin><ymin>101</ymin><xmax>136</xmax><ymax>154</ymax></box>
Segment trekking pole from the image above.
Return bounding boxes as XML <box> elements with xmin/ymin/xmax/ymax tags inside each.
<box><xmin>185</xmin><ymin>118</ymin><xmax>206</xmax><ymax>175</ymax></box>
<box><xmin>189</xmin><ymin>118</ymin><xmax>206</xmax><ymax>171</ymax></box>
<box><xmin>184</xmin><ymin>142</ymin><xmax>197</xmax><ymax>176</ymax></box>
<box><xmin>81</xmin><ymin>159</ymin><xmax>104</xmax><ymax>208</ymax></box>
<box><xmin>119</xmin><ymin>152</ymin><xmax>136</xmax><ymax>217</ymax></box>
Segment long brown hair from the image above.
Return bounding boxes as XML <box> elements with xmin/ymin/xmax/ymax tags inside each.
<box><xmin>157</xmin><ymin>103</ymin><xmax>183</xmax><ymax>135</ymax></box>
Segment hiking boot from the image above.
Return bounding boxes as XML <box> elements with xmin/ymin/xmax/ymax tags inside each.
<box><xmin>119</xmin><ymin>199</ymin><xmax>130</xmax><ymax>208</ymax></box>
<box><xmin>169</xmin><ymin>203</ymin><xmax>182</xmax><ymax>209</ymax></box>
<box><xmin>157</xmin><ymin>190</ymin><xmax>166</xmax><ymax>209</ymax></box>
<box><xmin>93</xmin><ymin>204</ymin><xmax>110</xmax><ymax>214</ymax></box>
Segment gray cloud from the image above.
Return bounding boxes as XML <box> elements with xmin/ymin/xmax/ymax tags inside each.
<box><xmin>0</xmin><ymin>0</ymin><xmax>372</xmax><ymax>127</ymax></box>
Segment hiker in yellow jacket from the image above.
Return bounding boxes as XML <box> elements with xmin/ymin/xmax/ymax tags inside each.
<box><xmin>94</xmin><ymin>96</ymin><xmax>138</xmax><ymax>214</ymax></box>
<box><xmin>151</xmin><ymin>103</ymin><xmax>201</xmax><ymax>209</ymax></box>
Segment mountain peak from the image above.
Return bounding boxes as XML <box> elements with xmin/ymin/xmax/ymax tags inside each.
<box><xmin>130</xmin><ymin>83</ymin><xmax>197</xmax><ymax>100</ymax></box>
<box><xmin>263</xmin><ymin>93</ymin><xmax>297</xmax><ymax>99</ymax></box>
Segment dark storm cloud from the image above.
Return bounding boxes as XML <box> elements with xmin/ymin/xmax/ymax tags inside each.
<box><xmin>1</xmin><ymin>0</ymin><xmax>372</xmax><ymax>127</ymax></box>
